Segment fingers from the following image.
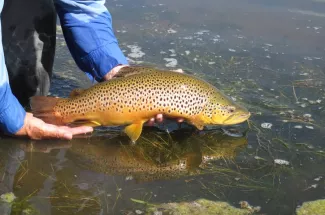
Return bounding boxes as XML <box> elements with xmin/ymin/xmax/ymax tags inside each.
<box><xmin>147</xmin><ymin>118</ymin><xmax>155</xmax><ymax>126</ymax></box>
<box><xmin>145</xmin><ymin>114</ymin><xmax>164</xmax><ymax>126</ymax></box>
<box><xmin>41</xmin><ymin>125</ymin><xmax>93</xmax><ymax>140</ymax></box>
<box><xmin>16</xmin><ymin>113</ymin><xmax>93</xmax><ymax>140</ymax></box>
<box><xmin>64</xmin><ymin>126</ymin><xmax>94</xmax><ymax>136</ymax></box>
<box><xmin>155</xmin><ymin>114</ymin><xmax>163</xmax><ymax>123</ymax></box>
<box><xmin>28</xmin><ymin>121</ymin><xmax>93</xmax><ymax>140</ymax></box>
<box><xmin>177</xmin><ymin>118</ymin><xmax>184</xmax><ymax>123</ymax></box>
<box><xmin>145</xmin><ymin>114</ymin><xmax>185</xmax><ymax>126</ymax></box>
<box><xmin>35</xmin><ymin>123</ymin><xmax>72</xmax><ymax>140</ymax></box>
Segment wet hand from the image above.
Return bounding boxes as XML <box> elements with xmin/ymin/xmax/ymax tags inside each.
<box><xmin>146</xmin><ymin>114</ymin><xmax>184</xmax><ymax>126</ymax></box>
<box><xmin>15</xmin><ymin>113</ymin><xmax>93</xmax><ymax>140</ymax></box>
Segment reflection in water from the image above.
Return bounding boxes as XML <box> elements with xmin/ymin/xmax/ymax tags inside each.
<box><xmin>0</xmin><ymin>128</ymin><xmax>247</xmax><ymax>214</ymax></box>
<box><xmin>20</xmin><ymin>128</ymin><xmax>247</xmax><ymax>183</ymax></box>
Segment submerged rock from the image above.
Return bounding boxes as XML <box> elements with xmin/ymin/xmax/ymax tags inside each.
<box><xmin>146</xmin><ymin>199</ymin><xmax>258</xmax><ymax>215</ymax></box>
<box><xmin>296</xmin><ymin>199</ymin><xmax>325</xmax><ymax>215</ymax></box>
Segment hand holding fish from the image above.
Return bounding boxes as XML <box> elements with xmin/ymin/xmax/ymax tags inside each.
<box><xmin>13</xmin><ymin>112</ymin><xmax>176</xmax><ymax>140</ymax></box>
<box><xmin>12</xmin><ymin>66</ymin><xmax>184</xmax><ymax>140</ymax></box>
<box><xmin>146</xmin><ymin>114</ymin><xmax>184</xmax><ymax>126</ymax></box>
<box><xmin>29</xmin><ymin>66</ymin><xmax>250</xmax><ymax>142</ymax></box>
<box><xmin>14</xmin><ymin>113</ymin><xmax>93</xmax><ymax>140</ymax></box>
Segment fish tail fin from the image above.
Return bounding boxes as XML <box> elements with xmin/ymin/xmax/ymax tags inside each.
<box><xmin>30</xmin><ymin>96</ymin><xmax>66</xmax><ymax>125</ymax></box>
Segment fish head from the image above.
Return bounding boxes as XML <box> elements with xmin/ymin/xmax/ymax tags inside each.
<box><xmin>208</xmin><ymin>94</ymin><xmax>251</xmax><ymax>126</ymax></box>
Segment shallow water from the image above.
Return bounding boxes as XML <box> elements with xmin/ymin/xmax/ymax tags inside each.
<box><xmin>1</xmin><ymin>0</ymin><xmax>325</xmax><ymax>214</ymax></box>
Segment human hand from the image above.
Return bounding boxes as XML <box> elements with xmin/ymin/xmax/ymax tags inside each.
<box><xmin>104</xmin><ymin>65</ymin><xmax>185</xmax><ymax>125</ymax></box>
<box><xmin>14</xmin><ymin>113</ymin><xmax>93</xmax><ymax>140</ymax></box>
<box><xmin>146</xmin><ymin>114</ymin><xmax>184</xmax><ymax>126</ymax></box>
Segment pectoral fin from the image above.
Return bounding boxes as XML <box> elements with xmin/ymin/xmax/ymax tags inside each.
<box><xmin>124</xmin><ymin>121</ymin><xmax>144</xmax><ymax>143</ymax></box>
<box><xmin>69</xmin><ymin>120</ymin><xmax>102</xmax><ymax>127</ymax></box>
<box><xmin>193</xmin><ymin>123</ymin><xmax>204</xmax><ymax>130</ymax></box>
<box><xmin>190</xmin><ymin>117</ymin><xmax>205</xmax><ymax>130</ymax></box>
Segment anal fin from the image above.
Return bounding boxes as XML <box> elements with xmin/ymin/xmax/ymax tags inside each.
<box><xmin>124</xmin><ymin>121</ymin><xmax>145</xmax><ymax>143</ymax></box>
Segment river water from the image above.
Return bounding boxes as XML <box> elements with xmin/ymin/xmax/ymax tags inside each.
<box><xmin>1</xmin><ymin>0</ymin><xmax>325</xmax><ymax>214</ymax></box>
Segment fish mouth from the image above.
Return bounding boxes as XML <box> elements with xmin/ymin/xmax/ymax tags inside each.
<box><xmin>223</xmin><ymin>112</ymin><xmax>251</xmax><ymax>125</ymax></box>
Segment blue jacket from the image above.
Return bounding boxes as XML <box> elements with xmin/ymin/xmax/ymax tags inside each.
<box><xmin>0</xmin><ymin>0</ymin><xmax>128</xmax><ymax>134</ymax></box>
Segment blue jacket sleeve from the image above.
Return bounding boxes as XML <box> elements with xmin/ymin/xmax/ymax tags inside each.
<box><xmin>54</xmin><ymin>0</ymin><xmax>128</xmax><ymax>82</ymax></box>
<box><xmin>0</xmin><ymin>48</ymin><xmax>26</xmax><ymax>135</ymax></box>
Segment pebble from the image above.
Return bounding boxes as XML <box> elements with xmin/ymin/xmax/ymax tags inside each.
<box><xmin>314</xmin><ymin>176</ymin><xmax>323</xmax><ymax>181</ymax></box>
<box><xmin>274</xmin><ymin>159</ymin><xmax>290</xmax><ymax>165</ymax></box>
<box><xmin>167</xmin><ymin>28</ymin><xmax>177</xmax><ymax>34</ymax></box>
<box><xmin>135</xmin><ymin>210</ymin><xmax>143</xmax><ymax>214</ymax></box>
<box><xmin>261</xmin><ymin>123</ymin><xmax>272</xmax><ymax>129</ymax></box>
<box><xmin>303</xmin><ymin>114</ymin><xmax>312</xmax><ymax>118</ymax></box>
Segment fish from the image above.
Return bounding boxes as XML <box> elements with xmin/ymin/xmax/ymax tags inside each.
<box><xmin>30</xmin><ymin>66</ymin><xmax>251</xmax><ymax>142</ymax></box>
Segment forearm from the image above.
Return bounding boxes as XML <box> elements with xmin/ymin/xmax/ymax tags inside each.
<box><xmin>54</xmin><ymin>0</ymin><xmax>128</xmax><ymax>82</ymax></box>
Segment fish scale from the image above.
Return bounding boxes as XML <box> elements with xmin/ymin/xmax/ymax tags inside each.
<box><xmin>31</xmin><ymin>66</ymin><xmax>251</xmax><ymax>142</ymax></box>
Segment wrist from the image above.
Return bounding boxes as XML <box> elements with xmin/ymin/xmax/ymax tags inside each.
<box><xmin>0</xmin><ymin>84</ymin><xmax>26</xmax><ymax>135</ymax></box>
<box><xmin>15</xmin><ymin>113</ymin><xmax>33</xmax><ymax>137</ymax></box>
<box><xmin>103</xmin><ymin>64</ymin><xmax>129</xmax><ymax>80</ymax></box>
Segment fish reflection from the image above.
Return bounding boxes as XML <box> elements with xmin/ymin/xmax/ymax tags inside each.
<box><xmin>21</xmin><ymin>127</ymin><xmax>248</xmax><ymax>182</ymax></box>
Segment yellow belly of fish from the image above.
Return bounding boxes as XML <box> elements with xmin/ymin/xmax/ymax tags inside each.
<box><xmin>59</xmin><ymin>105</ymin><xmax>197</xmax><ymax>142</ymax></box>
<box><xmin>65</xmin><ymin>107</ymin><xmax>189</xmax><ymax>127</ymax></box>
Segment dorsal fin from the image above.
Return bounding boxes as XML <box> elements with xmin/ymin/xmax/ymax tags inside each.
<box><xmin>189</xmin><ymin>116</ymin><xmax>205</xmax><ymax>130</ymax></box>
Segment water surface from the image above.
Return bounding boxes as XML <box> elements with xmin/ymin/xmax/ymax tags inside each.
<box><xmin>1</xmin><ymin>0</ymin><xmax>325</xmax><ymax>214</ymax></box>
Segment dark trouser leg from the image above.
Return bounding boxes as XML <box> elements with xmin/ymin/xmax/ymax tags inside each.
<box><xmin>1</xmin><ymin>0</ymin><xmax>56</xmax><ymax>107</ymax></box>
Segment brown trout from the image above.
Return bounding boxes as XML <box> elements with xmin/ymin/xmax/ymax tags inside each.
<box><xmin>30</xmin><ymin>66</ymin><xmax>250</xmax><ymax>142</ymax></box>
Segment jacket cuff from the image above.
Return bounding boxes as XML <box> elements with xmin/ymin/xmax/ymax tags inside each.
<box><xmin>81</xmin><ymin>41</ymin><xmax>128</xmax><ymax>82</ymax></box>
<box><xmin>0</xmin><ymin>84</ymin><xmax>26</xmax><ymax>134</ymax></box>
